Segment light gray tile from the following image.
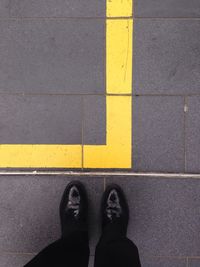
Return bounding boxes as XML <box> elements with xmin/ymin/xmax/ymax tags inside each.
<box><xmin>135</xmin><ymin>0</ymin><xmax>200</xmax><ymax>18</ymax></box>
<box><xmin>83</xmin><ymin>96</ymin><xmax>106</xmax><ymax>145</ymax></box>
<box><xmin>10</xmin><ymin>0</ymin><xmax>105</xmax><ymax>18</ymax></box>
<box><xmin>186</xmin><ymin>97</ymin><xmax>200</xmax><ymax>172</ymax></box>
<box><xmin>0</xmin><ymin>253</ymin><xmax>34</xmax><ymax>267</ymax></box>
<box><xmin>0</xmin><ymin>19</ymin><xmax>105</xmax><ymax>94</ymax></box>
<box><xmin>89</xmin><ymin>256</ymin><xmax>94</xmax><ymax>267</ymax></box>
<box><xmin>141</xmin><ymin>257</ymin><xmax>186</xmax><ymax>267</ymax></box>
<box><xmin>0</xmin><ymin>95</ymin><xmax>82</xmax><ymax>144</ymax></box>
<box><xmin>105</xmin><ymin>176</ymin><xmax>200</xmax><ymax>256</ymax></box>
<box><xmin>0</xmin><ymin>0</ymin><xmax>10</xmax><ymax>17</ymax></box>
<box><xmin>132</xmin><ymin>96</ymin><xmax>184</xmax><ymax>172</ymax></box>
<box><xmin>188</xmin><ymin>258</ymin><xmax>200</xmax><ymax>267</ymax></box>
<box><xmin>134</xmin><ymin>20</ymin><xmax>200</xmax><ymax>95</ymax></box>
<box><xmin>0</xmin><ymin>176</ymin><xmax>104</xmax><ymax>254</ymax></box>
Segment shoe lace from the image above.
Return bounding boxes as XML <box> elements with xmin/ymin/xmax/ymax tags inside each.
<box><xmin>106</xmin><ymin>190</ymin><xmax>122</xmax><ymax>221</ymax></box>
<box><xmin>67</xmin><ymin>186</ymin><xmax>80</xmax><ymax>218</ymax></box>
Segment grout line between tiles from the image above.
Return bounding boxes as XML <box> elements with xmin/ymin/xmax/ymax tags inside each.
<box><xmin>135</xmin><ymin>17</ymin><xmax>200</xmax><ymax>20</ymax></box>
<box><xmin>81</xmin><ymin>96</ymin><xmax>84</xmax><ymax>170</ymax></box>
<box><xmin>0</xmin><ymin>16</ymin><xmax>133</xmax><ymax>20</ymax></box>
<box><xmin>103</xmin><ymin>177</ymin><xmax>106</xmax><ymax>190</ymax></box>
<box><xmin>1</xmin><ymin>93</ymin><xmax>200</xmax><ymax>97</ymax></box>
<box><xmin>184</xmin><ymin>97</ymin><xmax>188</xmax><ymax>173</ymax></box>
<box><xmin>186</xmin><ymin>257</ymin><xmax>189</xmax><ymax>267</ymax></box>
<box><xmin>0</xmin><ymin>92</ymin><xmax>132</xmax><ymax>97</ymax></box>
<box><xmin>0</xmin><ymin>251</ymin><xmax>36</xmax><ymax>255</ymax></box>
<box><xmin>0</xmin><ymin>16</ymin><xmax>200</xmax><ymax>20</ymax></box>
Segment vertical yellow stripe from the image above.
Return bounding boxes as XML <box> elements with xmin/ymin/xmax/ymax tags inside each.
<box><xmin>106</xmin><ymin>19</ymin><xmax>133</xmax><ymax>94</ymax></box>
<box><xmin>107</xmin><ymin>0</ymin><xmax>133</xmax><ymax>17</ymax></box>
<box><xmin>83</xmin><ymin>0</ymin><xmax>133</xmax><ymax>168</ymax></box>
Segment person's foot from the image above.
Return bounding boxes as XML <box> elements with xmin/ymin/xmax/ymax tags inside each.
<box><xmin>59</xmin><ymin>181</ymin><xmax>88</xmax><ymax>237</ymax></box>
<box><xmin>101</xmin><ymin>184</ymin><xmax>129</xmax><ymax>235</ymax></box>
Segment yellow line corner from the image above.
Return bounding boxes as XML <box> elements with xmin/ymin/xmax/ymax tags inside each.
<box><xmin>0</xmin><ymin>0</ymin><xmax>133</xmax><ymax>169</ymax></box>
<box><xmin>83</xmin><ymin>96</ymin><xmax>132</xmax><ymax>168</ymax></box>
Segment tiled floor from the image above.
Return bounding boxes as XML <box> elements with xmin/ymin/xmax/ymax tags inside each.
<box><xmin>1</xmin><ymin>176</ymin><xmax>200</xmax><ymax>266</ymax></box>
<box><xmin>1</xmin><ymin>0</ymin><xmax>200</xmax><ymax>266</ymax></box>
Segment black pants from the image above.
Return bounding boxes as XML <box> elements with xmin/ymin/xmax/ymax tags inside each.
<box><xmin>24</xmin><ymin>225</ymin><xmax>141</xmax><ymax>267</ymax></box>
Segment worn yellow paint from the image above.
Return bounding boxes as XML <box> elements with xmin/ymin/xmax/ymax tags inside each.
<box><xmin>0</xmin><ymin>145</ymin><xmax>82</xmax><ymax>168</ymax></box>
<box><xmin>107</xmin><ymin>0</ymin><xmax>133</xmax><ymax>17</ymax></box>
<box><xmin>0</xmin><ymin>0</ymin><xmax>133</xmax><ymax>169</ymax></box>
<box><xmin>83</xmin><ymin>96</ymin><xmax>132</xmax><ymax>168</ymax></box>
<box><xmin>83</xmin><ymin>0</ymin><xmax>133</xmax><ymax>168</ymax></box>
<box><xmin>106</xmin><ymin>19</ymin><xmax>133</xmax><ymax>94</ymax></box>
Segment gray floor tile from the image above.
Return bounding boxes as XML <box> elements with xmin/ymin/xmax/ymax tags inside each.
<box><xmin>135</xmin><ymin>0</ymin><xmax>200</xmax><ymax>18</ymax></box>
<box><xmin>105</xmin><ymin>176</ymin><xmax>200</xmax><ymax>257</ymax></box>
<box><xmin>132</xmin><ymin>96</ymin><xmax>184</xmax><ymax>172</ymax></box>
<box><xmin>188</xmin><ymin>258</ymin><xmax>200</xmax><ymax>267</ymax></box>
<box><xmin>141</xmin><ymin>257</ymin><xmax>186</xmax><ymax>267</ymax></box>
<box><xmin>134</xmin><ymin>20</ymin><xmax>200</xmax><ymax>95</ymax></box>
<box><xmin>83</xmin><ymin>96</ymin><xmax>106</xmax><ymax>145</ymax></box>
<box><xmin>89</xmin><ymin>256</ymin><xmax>94</xmax><ymax>267</ymax></box>
<box><xmin>0</xmin><ymin>0</ymin><xmax>10</xmax><ymax>17</ymax></box>
<box><xmin>10</xmin><ymin>0</ymin><xmax>105</xmax><ymax>18</ymax></box>
<box><xmin>0</xmin><ymin>95</ymin><xmax>82</xmax><ymax>144</ymax></box>
<box><xmin>0</xmin><ymin>253</ymin><xmax>34</xmax><ymax>267</ymax></box>
<box><xmin>0</xmin><ymin>19</ymin><xmax>105</xmax><ymax>94</ymax></box>
<box><xmin>186</xmin><ymin>97</ymin><xmax>200</xmax><ymax>173</ymax></box>
<box><xmin>0</xmin><ymin>176</ymin><xmax>104</xmax><ymax>254</ymax></box>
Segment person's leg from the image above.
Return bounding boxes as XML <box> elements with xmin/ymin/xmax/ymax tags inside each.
<box><xmin>24</xmin><ymin>230</ymin><xmax>89</xmax><ymax>267</ymax></box>
<box><xmin>24</xmin><ymin>181</ymin><xmax>90</xmax><ymax>267</ymax></box>
<box><xmin>94</xmin><ymin>225</ymin><xmax>141</xmax><ymax>267</ymax></box>
<box><xmin>94</xmin><ymin>184</ymin><xmax>141</xmax><ymax>267</ymax></box>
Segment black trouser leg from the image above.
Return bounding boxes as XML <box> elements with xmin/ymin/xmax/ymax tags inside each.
<box><xmin>94</xmin><ymin>225</ymin><xmax>141</xmax><ymax>267</ymax></box>
<box><xmin>24</xmin><ymin>230</ymin><xmax>90</xmax><ymax>267</ymax></box>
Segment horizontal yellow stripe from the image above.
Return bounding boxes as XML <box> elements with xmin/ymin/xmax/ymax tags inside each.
<box><xmin>0</xmin><ymin>145</ymin><xmax>82</xmax><ymax>168</ymax></box>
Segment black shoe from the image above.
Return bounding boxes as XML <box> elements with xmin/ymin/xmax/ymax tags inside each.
<box><xmin>59</xmin><ymin>181</ymin><xmax>88</xmax><ymax>237</ymax></box>
<box><xmin>101</xmin><ymin>184</ymin><xmax>129</xmax><ymax>235</ymax></box>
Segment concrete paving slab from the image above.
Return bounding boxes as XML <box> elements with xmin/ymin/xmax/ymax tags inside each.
<box><xmin>141</xmin><ymin>257</ymin><xmax>186</xmax><ymax>267</ymax></box>
<box><xmin>0</xmin><ymin>19</ymin><xmax>105</xmax><ymax>94</ymax></box>
<box><xmin>135</xmin><ymin>0</ymin><xmax>200</xmax><ymax>18</ymax></box>
<box><xmin>134</xmin><ymin>20</ymin><xmax>200</xmax><ymax>95</ymax></box>
<box><xmin>105</xmin><ymin>176</ymin><xmax>200</xmax><ymax>257</ymax></box>
<box><xmin>0</xmin><ymin>176</ymin><xmax>104</xmax><ymax>254</ymax></box>
<box><xmin>186</xmin><ymin>97</ymin><xmax>200</xmax><ymax>173</ymax></box>
<box><xmin>188</xmin><ymin>258</ymin><xmax>200</xmax><ymax>267</ymax></box>
<box><xmin>132</xmin><ymin>96</ymin><xmax>184</xmax><ymax>172</ymax></box>
<box><xmin>0</xmin><ymin>95</ymin><xmax>82</xmax><ymax>144</ymax></box>
<box><xmin>10</xmin><ymin>0</ymin><xmax>105</xmax><ymax>18</ymax></box>
<box><xmin>0</xmin><ymin>253</ymin><xmax>34</xmax><ymax>267</ymax></box>
<box><xmin>0</xmin><ymin>0</ymin><xmax>10</xmax><ymax>17</ymax></box>
<box><xmin>83</xmin><ymin>96</ymin><xmax>106</xmax><ymax>145</ymax></box>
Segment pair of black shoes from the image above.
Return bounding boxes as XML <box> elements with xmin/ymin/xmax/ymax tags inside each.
<box><xmin>60</xmin><ymin>181</ymin><xmax>129</xmax><ymax>238</ymax></box>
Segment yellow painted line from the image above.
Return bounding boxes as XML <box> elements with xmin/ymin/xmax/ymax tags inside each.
<box><xmin>107</xmin><ymin>0</ymin><xmax>133</xmax><ymax>17</ymax></box>
<box><xmin>0</xmin><ymin>145</ymin><xmax>82</xmax><ymax>168</ymax></box>
<box><xmin>106</xmin><ymin>19</ymin><xmax>133</xmax><ymax>94</ymax></box>
<box><xmin>0</xmin><ymin>0</ymin><xmax>133</xmax><ymax>168</ymax></box>
<box><xmin>83</xmin><ymin>96</ymin><xmax>132</xmax><ymax>168</ymax></box>
<box><xmin>83</xmin><ymin>1</ymin><xmax>133</xmax><ymax>168</ymax></box>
